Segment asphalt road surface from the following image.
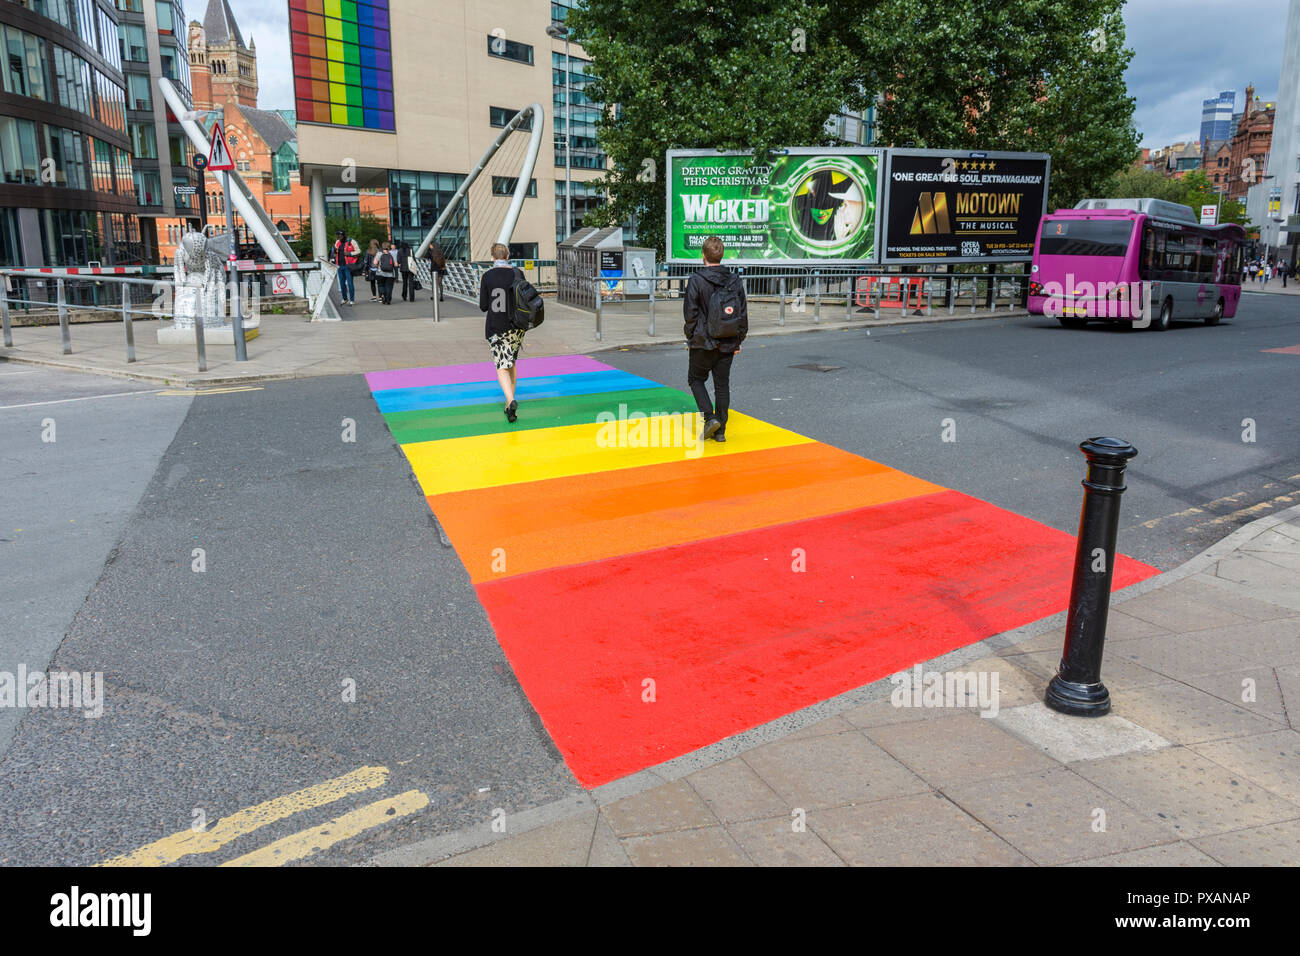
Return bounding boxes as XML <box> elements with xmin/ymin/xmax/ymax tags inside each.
<box><xmin>0</xmin><ymin>290</ymin><xmax>1295</xmax><ymax>865</ymax></box>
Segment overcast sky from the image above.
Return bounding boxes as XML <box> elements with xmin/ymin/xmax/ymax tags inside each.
<box><xmin>222</xmin><ymin>0</ymin><xmax>1288</xmax><ymax>150</ymax></box>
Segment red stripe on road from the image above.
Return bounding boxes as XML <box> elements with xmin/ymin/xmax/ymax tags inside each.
<box><xmin>477</xmin><ymin>489</ymin><xmax>1158</xmax><ymax>788</ymax></box>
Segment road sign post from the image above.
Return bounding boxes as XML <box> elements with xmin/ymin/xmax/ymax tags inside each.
<box><xmin>207</xmin><ymin>122</ymin><xmax>246</xmax><ymax>361</ymax></box>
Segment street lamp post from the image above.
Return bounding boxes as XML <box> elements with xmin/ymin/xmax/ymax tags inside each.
<box><xmin>546</xmin><ymin>23</ymin><xmax>572</xmax><ymax>240</ymax></box>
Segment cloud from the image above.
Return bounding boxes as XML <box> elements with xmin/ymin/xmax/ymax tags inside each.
<box><xmin>1124</xmin><ymin>0</ymin><xmax>1288</xmax><ymax>148</ymax></box>
<box><xmin>223</xmin><ymin>0</ymin><xmax>294</xmax><ymax>111</ymax></box>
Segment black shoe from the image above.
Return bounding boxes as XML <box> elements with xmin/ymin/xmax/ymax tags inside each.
<box><xmin>505</xmin><ymin>400</ymin><xmax>518</xmax><ymax>423</ymax></box>
<box><xmin>715</xmin><ymin>430</ymin><xmax>726</xmax><ymax>443</ymax></box>
<box><xmin>700</xmin><ymin>417</ymin><xmax>721</xmax><ymax>442</ymax></box>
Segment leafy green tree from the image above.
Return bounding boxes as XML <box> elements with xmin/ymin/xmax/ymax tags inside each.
<box><xmin>567</xmin><ymin>0</ymin><xmax>867</xmax><ymax>255</ymax></box>
<box><xmin>854</xmin><ymin>0</ymin><xmax>1139</xmax><ymax>210</ymax></box>
<box><xmin>1097</xmin><ymin>168</ymin><xmax>1247</xmax><ymax>224</ymax></box>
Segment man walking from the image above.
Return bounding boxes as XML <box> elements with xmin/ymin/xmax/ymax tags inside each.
<box><xmin>683</xmin><ymin>236</ymin><xmax>747</xmax><ymax>443</ymax></box>
<box><xmin>332</xmin><ymin>229</ymin><xmax>359</xmax><ymax>305</ymax></box>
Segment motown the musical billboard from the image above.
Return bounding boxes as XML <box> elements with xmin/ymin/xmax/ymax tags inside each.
<box><xmin>666</xmin><ymin>148</ymin><xmax>884</xmax><ymax>264</ymax></box>
<box><xmin>880</xmin><ymin>149</ymin><xmax>1050</xmax><ymax>263</ymax></box>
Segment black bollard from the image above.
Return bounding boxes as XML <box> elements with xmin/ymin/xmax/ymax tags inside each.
<box><xmin>1045</xmin><ymin>437</ymin><xmax>1139</xmax><ymax>717</ymax></box>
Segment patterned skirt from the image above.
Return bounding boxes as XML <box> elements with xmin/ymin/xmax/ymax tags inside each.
<box><xmin>488</xmin><ymin>328</ymin><xmax>525</xmax><ymax>370</ymax></box>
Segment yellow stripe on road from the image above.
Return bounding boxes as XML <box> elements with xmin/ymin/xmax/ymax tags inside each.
<box><xmin>220</xmin><ymin>789</ymin><xmax>430</xmax><ymax>867</ymax></box>
<box><xmin>402</xmin><ymin>413</ymin><xmax>813</xmax><ymax>496</ymax></box>
<box><xmin>98</xmin><ymin>766</ymin><xmax>390</xmax><ymax>867</ymax></box>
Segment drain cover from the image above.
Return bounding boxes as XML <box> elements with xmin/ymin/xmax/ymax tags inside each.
<box><xmin>789</xmin><ymin>363</ymin><xmax>844</xmax><ymax>372</ymax></box>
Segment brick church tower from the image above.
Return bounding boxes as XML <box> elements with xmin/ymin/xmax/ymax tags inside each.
<box><xmin>188</xmin><ymin>0</ymin><xmax>258</xmax><ymax>110</ymax></box>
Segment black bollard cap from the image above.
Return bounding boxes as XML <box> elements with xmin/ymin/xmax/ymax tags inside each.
<box><xmin>1080</xmin><ymin>437</ymin><xmax>1138</xmax><ymax>464</ymax></box>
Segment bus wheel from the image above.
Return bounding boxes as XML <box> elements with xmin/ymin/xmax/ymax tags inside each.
<box><xmin>1057</xmin><ymin>317</ymin><xmax>1088</xmax><ymax>329</ymax></box>
<box><xmin>1205</xmin><ymin>298</ymin><xmax>1224</xmax><ymax>326</ymax></box>
<box><xmin>1151</xmin><ymin>298</ymin><xmax>1173</xmax><ymax>331</ymax></box>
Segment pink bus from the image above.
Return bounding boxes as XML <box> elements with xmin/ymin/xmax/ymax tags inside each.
<box><xmin>1027</xmin><ymin>198</ymin><xmax>1245</xmax><ymax>330</ymax></box>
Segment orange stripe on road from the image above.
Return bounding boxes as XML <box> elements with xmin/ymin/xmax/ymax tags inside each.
<box><xmin>431</xmin><ymin>442</ymin><xmax>946</xmax><ymax>582</ymax></box>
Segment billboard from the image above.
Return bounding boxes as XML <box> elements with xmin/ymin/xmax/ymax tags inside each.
<box><xmin>880</xmin><ymin>149</ymin><xmax>1050</xmax><ymax>263</ymax></box>
<box><xmin>666</xmin><ymin>148</ymin><xmax>883</xmax><ymax>264</ymax></box>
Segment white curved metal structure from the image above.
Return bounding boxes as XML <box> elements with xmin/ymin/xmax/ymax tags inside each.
<box><xmin>415</xmin><ymin>102</ymin><xmax>545</xmax><ymax>260</ymax></box>
<box><xmin>157</xmin><ymin>77</ymin><xmax>339</xmax><ymax>319</ymax></box>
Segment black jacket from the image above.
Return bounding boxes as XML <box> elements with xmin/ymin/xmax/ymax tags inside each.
<box><xmin>479</xmin><ymin>265</ymin><xmax>517</xmax><ymax>339</ymax></box>
<box><xmin>683</xmin><ymin>265</ymin><xmax>747</xmax><ymax>352</ymax></box>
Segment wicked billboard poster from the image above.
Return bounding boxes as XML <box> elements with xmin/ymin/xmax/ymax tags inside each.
<box><xmin>881</xmin><ymin>149</ymin><xmax>1050</xmax><ymax>263</ymax></box>
<box><xmin>666</xmin><ymin>148</ymin><xmax>884</xmax><ymax>264</ymax></box>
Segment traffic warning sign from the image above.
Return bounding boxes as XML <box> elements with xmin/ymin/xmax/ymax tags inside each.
<box><xmin>207</xmin><ymin>122</ymin><xmax>235</xmax><ymax>172</ymax></box>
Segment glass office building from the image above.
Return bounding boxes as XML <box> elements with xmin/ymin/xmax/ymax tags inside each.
<box><xmin>1</xmin><ymin>0</ymin><xmax>143</xmax><ymax>267</ymax></box>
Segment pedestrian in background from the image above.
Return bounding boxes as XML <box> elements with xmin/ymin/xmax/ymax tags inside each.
<box><xmin>478</xmin><ymin>242</ymin><xmax>524</xmax><ymax>423</ymax></box>
<box><xmin>332</xmin><ymin>229</ymin><xmax>359</xmax><ymax>306</ymax></box>
<box><xmin>426</xmin><ymin>240</ymin><xmax>447</xmax><ymax>302</ymax></box>
<box><xmin>1263</xmin><ymin>259</ymin><xmax>1271</xmax><ymax>286</ymax></box>
<box><xmin>683</xmin><ymin>235</ymin><xmax>747</xmax><ymax>443</ymax></box>
<box><xmin>398</xmin><ymin>241</ymin><xmax>417</xmax><ymax>302</ymax></box>
<box><xmin>364</xmin><ymin>238</ymin><xmax>381</xmax><ymax>300</ymax></box>
<box><xmin>373</xmin><ymin>240</ymin><xmax>397</xmax><ymax>305</ymax></box>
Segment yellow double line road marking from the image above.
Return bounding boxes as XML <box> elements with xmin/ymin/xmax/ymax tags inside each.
<box><xmin>99</xmin><ymin>766</ymin><xmax>424</xmax><ymax>867</ymax></box>
<box><xmin>156</xmin><ymin>385</ymin><xmax>265</xmax><ymax>396</ymax></box>
<box><xmin>221</xmin><ymin>790</ymin><xmax>429</xmax><ymax>867</ymax></box>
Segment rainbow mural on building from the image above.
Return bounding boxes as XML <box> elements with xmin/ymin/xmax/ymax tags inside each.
<box><xmin>289</xmin><ymin>0</ymin><xmax>394</xmax><ymax>131</ymax></box>
<box><xmin>367</xmin><ymin>355</ymin><xmax>1158</xmax><ymax>788</ymax></box>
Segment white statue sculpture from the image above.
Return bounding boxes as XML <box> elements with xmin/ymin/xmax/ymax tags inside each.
<box><xmin>171</xmin><ymin>230</ymin><xmax>229</xmax><ymax>330</ymax></box>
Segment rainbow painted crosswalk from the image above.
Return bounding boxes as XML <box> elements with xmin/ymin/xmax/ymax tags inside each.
<box><xmin>367</xmin><ymin>355</ymin><xmax>1158</xmax><ymax>788</ymax></box>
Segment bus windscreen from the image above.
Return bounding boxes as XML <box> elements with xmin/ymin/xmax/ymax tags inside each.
<box><xmin>1038</xmin><ymin>220</ymin><xmax>1135</xmax><ymax>257</ymax></box>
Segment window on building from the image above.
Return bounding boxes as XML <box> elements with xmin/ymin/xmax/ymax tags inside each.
<box><xmin>489</xmin><ymin>106</ymin><xmax>533</xmax><ymax>130</ymax></box>
<box><xmin>388</xmin><ymin>168</ymin><xmax>469</xmax><ymax>258</ymax></box>
<box><xmin>156</xmin><ymin>1</ymin><xmax>175</xmax><ymax>33</ymax></box>
<box><xmin>0</xmin><ymin>116</ymin><xmax>41</xmax><ymax>184</ymax></box>
<box><xmin>2</xmin><ymin>24</ymin><xmax>49</xmax><ymax>101</ymax></box>
<box><xmin>134</xmin><ymin>168</ymin><xmax>161</xmax><ymax>205</ymax></box>
<box><xmin>492</xmin><ymin>176</ymin><xmax>536</xmax><ymax>197</ymax></box>
<box><xmin>507</xmin><ymin>242</ymin><xmax>538</xmax><ymax>259</ymax></box>
<box><xmin>127</xmin><ymin>72</ymin><xmax>152</xmax><ymax>110</ymax></box>
<box><xmin>129</xmin><ymin>122</ymin><xmax>157</xmax><ymax>158</ymax></box>
<box><xmin>487</xmin><ymin>34</ymin><xmax>533</xmax><ymax>64</ymax></box>
<box><xmin>120</xmin><ymin>23</ymin><xmax>147</xmax><ymax>62</ymax></box>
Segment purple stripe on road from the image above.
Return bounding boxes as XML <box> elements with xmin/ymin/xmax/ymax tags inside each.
<box><xmin>365</xmin><ymin>355</ymin><xmax>613</xmax><ymax>393</ymax></box>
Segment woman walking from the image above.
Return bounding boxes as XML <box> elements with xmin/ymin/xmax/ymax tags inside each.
<box><xmin>364</xmin><ymin>238</ymin><xmax>381</xmax><ymax>301</ymax></box>
<box><xmin>373</xmin><ymin>240</ymin><xmax>397</xmax><ymax>304</ymax></box>
<box><xmin>398</xmin><ymin>241</ymin><xmax>417</xmax><ymax>302</ymax></box>
<box><xmin>478</xmin><ymin>243</ymin><xmax>524</xmax><ymax>422</ymax></box>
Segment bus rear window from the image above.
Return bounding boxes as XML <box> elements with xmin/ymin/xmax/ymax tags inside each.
<box><xmin>1038</xmin><ymin>220</ymin><xmax>1135</xmax><ymax>257</ymax></box>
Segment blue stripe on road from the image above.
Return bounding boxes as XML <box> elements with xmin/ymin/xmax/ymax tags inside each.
<box><xmin>372</xmin><ymin>370</ymin><xmax>665</xmax><ymax>413</ymax></box>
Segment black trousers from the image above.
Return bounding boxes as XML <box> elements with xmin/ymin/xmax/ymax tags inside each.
<box><xmin>401</xmin><ymin>272</ymin><xmax>415</xmax><ymax>300</ymax></box>
<box><xmin>688</xmin><ymin>348</ymin><xmax>735</xmax><ymax>428</ymax></box>
<box><xmin>377</xmin><ymin>276</ymin><xmax>394</xmax><ymax>303</ymax></box>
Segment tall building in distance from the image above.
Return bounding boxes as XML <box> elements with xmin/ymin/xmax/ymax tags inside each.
<box><xmin>1227</xmin><ymin>84</ymin><xmax>1275</xmax><ymax>204</ymax></box>
<box><xmin>119</xmin><ymin>0</ymin><xmax>202</xmax><ymax>261</ymax></box>
<box><xmin>1200</xmin><ymin>90</ymin><xmax>1236</xmax><ymax>144</ymax></box>
<box><xmin>1</xmin><ymin>0</ymin><xmax>141</xmax><ymax>270</ymax></box>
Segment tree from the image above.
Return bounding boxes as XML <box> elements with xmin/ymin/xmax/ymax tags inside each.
<box><xmin>1097</xmin><ymin>168</ymin><xmax>1247</xmax><ymax>224</ymax></box>
<box><xmin>566</xmin><ymin>0</ymin><xmax>868</xmax><ymax>256</ymax></box>
<box><xmin>571</xmin><ymin>0</ymin><xmax>1142</xmax><ymax>254</ymax></box>
<box><xmin>851</xmin><ymin>0</ymin><xmax>1140</xmax><ymax>210</ymax></box>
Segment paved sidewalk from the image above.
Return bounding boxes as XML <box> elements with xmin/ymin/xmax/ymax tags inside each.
<box><xmin>0</xmin><ymin>294</ymin><xmax>1025</xmax><ymax>387</ymax></box>
<box><xmin>375</xmin><ymin>505</ymin><xmax>1300</xmax><ymax>867</ymax></box>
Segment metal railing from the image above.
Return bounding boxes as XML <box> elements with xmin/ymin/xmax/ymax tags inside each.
<box><xmin>589</xmin><ymin>270</ymin><xmax>1029</xmax><ymax>341</ymax></box>
<box><xmin>1</xmin><ymin>262</ymin><xmax>320</xmax><ymax>372</ymax></box>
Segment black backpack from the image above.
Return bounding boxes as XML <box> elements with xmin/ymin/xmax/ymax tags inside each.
<box><xmin>511</xmin><ymin>268</ymin><xmax>545</xmax><ymax>330</ymax></box>
<box><xmin>379</xmin><ymin>252</ymin><xmax>394</xmax><ymax>272</ymax></box>
<box><xmin>705</xmin><ymin>274</ymin><xmax>743</xmax><ymax>338</ymax></box>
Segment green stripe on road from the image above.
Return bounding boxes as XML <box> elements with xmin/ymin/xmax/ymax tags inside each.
<box><xmin>384</xmin><ymin>387</ymin><xmax>698</xmax><ymax>443</ymax></box>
